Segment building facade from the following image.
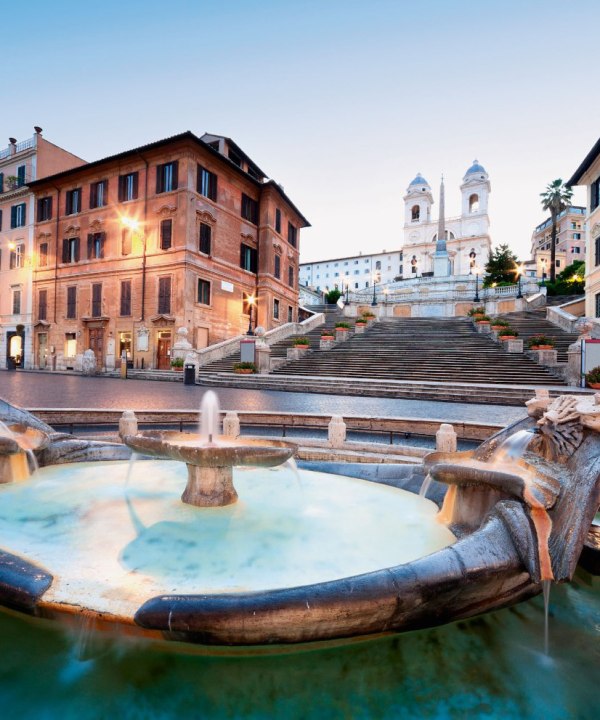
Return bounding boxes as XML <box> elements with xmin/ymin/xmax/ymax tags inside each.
<box><xmin>402</xmin><ymin>161</ymin><xmax>492</xmax><ymax>278</ymax></box>
<box><xmin>0</xmin><ymin>128</ymin><xmax>84</xmax><ymax>368</ymax></box>
<box><xmin>300</xmin><ymin>249</ymin><xmax>403</xmax><ymax>293</ymax></box>
<box><xmin>526</xmin><ymin>206</ymin><xmax>585</xmax><ymax>280</ymax></box>
<box><xmin>569</xmin><ymin>139</ymin><xmax>600</xmax><ymax>318</ymax></box>
<box><xmin>28</xmin><ymin>131</ymin><xmax>308</xmax><ymax>371</ymax></box>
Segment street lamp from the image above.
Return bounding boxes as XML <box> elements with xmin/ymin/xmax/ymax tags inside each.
<box><xmin>344</xmin><ymin>275</ymin><xmax>350</xmax><ymax>305</ymax></box>
<box><xmin>473</xmin><ymin>265</ymin><xmax>481</xmax><ymax>302</ymax></box>
<box><xmin>516</xmin><ymin>263</ymin><xmax>523</xmax><ymax>299</ymax></box>
<box><xmin>246</xmin><ymin>294</ymin><xmax>256</xmax><ymax>335</ymax></box>
<box><xmin>371</xmin><ymin>271</ymin><xmax>380</xmax><ymax>306</ymax></box>
<box><xmin>383</xmin><ymin>287</ymin><xmax>389</xmax><ymax>305</ymax></box>
<box><xmin>540</xmin><ymin>258</ymin><xmax>547</xmax><ymax>287</ymax></box>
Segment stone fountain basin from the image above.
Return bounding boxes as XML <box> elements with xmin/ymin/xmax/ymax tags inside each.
<box><xmin>122</xmin><ymin>431</ymin><xmax>295</xmax><ymax>468</ymax></box>
<box><xmin>2</xmin><ymin>424</ymin><xmax>49</xmax><ymax>453</ymax></box>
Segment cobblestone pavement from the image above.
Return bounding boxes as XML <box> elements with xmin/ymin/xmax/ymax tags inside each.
<box><xmin>0</xmin><ymin>371</ymin><xmax>527</xmax><ymax>424</ymax></box>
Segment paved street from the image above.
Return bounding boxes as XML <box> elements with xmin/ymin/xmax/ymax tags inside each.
<box><xmin>0</xmin><ymin>371</ymin><xmax>527</xmax><ymax>425</ymax></box>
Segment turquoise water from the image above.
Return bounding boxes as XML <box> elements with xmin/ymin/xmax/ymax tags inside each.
<box><xmin>0</xmin><ymin>571</ymin><xmax>597</xmax><ymax>719</ymax></box>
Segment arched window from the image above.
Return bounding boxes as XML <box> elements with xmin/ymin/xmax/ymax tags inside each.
<box><xmin>411</xmin><ymin>205</ymin><xmax>420</xmax><ymax>221</ymax></box>
<box><xmin>469</xmin><ymin>194</ymin><xmax>479</xmax><ymax>213</ymax></box>
<box><xmin>375</xmin><ymin>260</ymin><xmax>381</xmax><ymax>270</ymax></box>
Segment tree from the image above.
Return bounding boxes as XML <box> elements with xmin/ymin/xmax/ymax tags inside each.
<box><xmin>325</xmin><ymin>288</ymin><xmax>341</xmax><ymax>304</ymax></box>
<box><xmin>483</xmin><ymin>244</ymin><xmax>519</xmax><ymax>286</ymax></box>
<box><xmin>544</xmin><ymin>259</ymin><xmax>585</xmax><ymax>296</ymax></box>
<box><xmin>540</xmin><ymin>179</ymin><xmax>573</xmax><ymax>283</ymax></box>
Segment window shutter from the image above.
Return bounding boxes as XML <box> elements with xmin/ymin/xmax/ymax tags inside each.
<box><xmin>37</xmin><ymin>198</ymin><xmax>42</xmax><ymax>220</ymax></box>
<box><xmin>133</xmin><ymin>172</ymin><xmax>139</xmax><ymax>199</ymax></box>
<box><xmin>156</xmin><ymin>165</ymin><xmax>162</xmax><ymax>194</ymax></box>
<box><xmin>10</xmin><ymin>205</ymin><xmax>17</xmax><ymax>228</ymax></box>
<box><xmin>172</xmin><ymin>161</ymin><xmax>178</xmax><ymax>190</ymax></box>
<box><xmin>48</xmin><ymin>197</ymin><xmax>53</xmax><ymax>219</ymax></box>
<box><xmin>87</xmin><ymin>234</ymin><xmax>94</xmax><ymax>259</ymax></box>
<box><xmin>89</xmin><ymin>184</ymin><xmax>95</xmax><ymax>209</ymax></box>
<box><xmin>0</xmin><ymin>173</ymin><xmax>3</xmax><ymax>193</ymax></box>
<box><xmin>0</xmin><ymin>209</ymin><xmax>2</xmax><ymax>231</ymax></box>
<box><xmin>62</xmin><ymin>239</ymin><xmax>69</xmax><ymax>263</ymax></box>
<box><xmin>21</xmin><ymin>203</ymin><xmax>26</xmax><ymax>225</ymax></box>
<box><xmin>74</xmin><ymin>237</ymin><xmax>80</xmax><ymax>262</ymax></box>
<box><xmin>118</xmin><ymin>176</ymin><xmax>124</xmax><ymax>202</ymax></box>
<box><xmin>100</xmin><ymin>232</ymin><xmax>106</xmax><ymax>259</ymax></box>
<box><xmin>210</xmin><ymin>172</ymin><xmax>217</xmax><ymax>201</ymax></box>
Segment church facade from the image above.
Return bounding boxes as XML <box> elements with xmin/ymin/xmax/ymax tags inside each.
<box><xmin>402</xmin><ymin>161</ymin><xmax>492</xmax><ymax>278</ymax></box>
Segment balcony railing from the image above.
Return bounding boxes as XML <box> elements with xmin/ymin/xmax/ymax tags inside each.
<box><xmin>0</xmin><ymin>135</ymin><xmax>36</xmax><ymax>161</ymax></box>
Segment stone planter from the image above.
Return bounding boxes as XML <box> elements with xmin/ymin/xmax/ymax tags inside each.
<box><xmin>476</xmin><ymin>322</ymin><xmax>491</xmax><ymax>334</ymax></box>
<box><xmin>530</xmin><ymin>345</ymin><xmax>554</xmax><ymax>351</ymax></box>
<box><xmin>335</xmin><ymin>329</ymin><xmax>350</xmax><ymax>342</ymax></box>
<box><xmin>531</xmin><ymin>349</ymin><xmax>558</xmax><ymax>366</ymax></box>
<box><xmin>287</xmin><ymin>346</ymin><xmax>309</xmax><ymax>361</ymax></box>
<box><xmin>505</xmin><ymin>339</ymin><xmax>523</xmax><ymax>354</ymax></box>
<box><xmin>320</xmin><ymin>338</ymin><xmax>335</xmax><ymax>350</ymax></box>
<box><xmin>172</xmin><ymin>366</ymin><xmax>183</xmax><ymax>372</ymax></box>
<box><xmin>234</xmin><ymin>369</ymin><xmax>254</xmax><ymax>374</ymax></box>
<box><xmin>354</xmin><ymin>324</ymin><xmax>366</xmax><ymax>334</ymax></box>
<box><xmin>588</xmin><ymin>382</ymin><xmax>600</xmax><ymax>390</ymax></box>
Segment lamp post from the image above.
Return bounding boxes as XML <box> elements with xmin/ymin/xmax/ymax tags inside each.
<box><xmin>383</xmin><ymin>287</ymin><xmax>389</xmax><ymax>305</ymax></box>
<box><xmin>541</xmin><ymin>258</ymin><xmax>547</xmax><ymax>287</ymax></box>
<box><xmin>371</xmin><ymin>271</ymin><xmax>379</xmax><ymax>306</ymax></box>
<box><xmin>344</xmin><ymin>276</ymin><xmax>350</xmax><ymax>305</ymax></box>
<box><xmin>516</xmin><ymin>263</ymin><xmax>523</xmax><ymax>299</ymax></box>
<box><xmin>246</xmin><ymin>294</ymin><xmax>255</xmax><ymax>335</ymax></box>
<box><xmin>473</xmin><ymin>266</ymin><xmax>481</xmax><ymax>302</ymax></box>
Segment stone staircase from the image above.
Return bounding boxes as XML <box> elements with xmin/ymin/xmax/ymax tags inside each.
<box><xmin>201</xmin><ymin>305</ymin><xmax>344</xmax><ymax>373</ymax></box>
<box><xmin>267</xmin><ymin>317</ymin><xmax>566</xmax><ymax>386</ymax></box>
<box><xmin>496</xmin><ymin>311</ymin><xmax>579</xmax><ymax>362</ymax></box>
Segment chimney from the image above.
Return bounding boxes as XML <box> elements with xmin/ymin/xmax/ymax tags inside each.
<box><xmin>8</xmin><ymin>137</ymin><xmax>16</xmax><ymax>155</ymax></box>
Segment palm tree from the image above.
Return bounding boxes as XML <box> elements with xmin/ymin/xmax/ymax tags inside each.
<box><xmin>540</xmin><ymin>179</ymin><xmax>573</xmax><ymax>283</ymax></box>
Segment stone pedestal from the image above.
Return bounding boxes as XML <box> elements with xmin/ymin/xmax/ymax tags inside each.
<box><xmin>287</xmin><ymin>346</ymin><xmax>309</xmax><ymax>361</ymax></box>
<box><xmin>328</xmin><ymin>415</ymin><xmax>346</xmax><ymax>448</ymax></box>
<box><xmin>532</xmin><ymin>349</ymin><xmax>558</xmax><ymax>366</ymax></box>
<box><xmin>171</xmin><ymin>326</ymin><xmax>193</xmax><ymax>363</ymax></box>
<box><xmin>182</xmin><ymin>465</ymin><xmax>238</xmax><ymax>507</ymax></box>
<box><xmin>81</xmin><ymin>349</ymin><xmax>97</xmax><ymax>375</ymax></box>
<box><xmin>476</xmin><ymin>323</ymin><xmax>491</xmax><ymax>334</ymax></box>
<box><xmin>354</xmin><ymin>324</ymin><xmax>366</xmax><ymax>334</ymax></box>
<box><xmin>335</xmin><ymin>329</ymin><xmax>350</xmax><ymax>342</ymax></box>
<box><xmin>320</xmin><ymin>338</ymin><xmax>335</xmax><ymax>350</ymax></box>
<box><xmin>119</xmin><ymin>410</ymin><xmax>138</xmax><ymax>439</ymax></box>
<box><xmin>566</xmin><ymin>340</ymin><xmax>583</xmax><ymax>387</ymax></box>
<box><xmin>223</xmin><ymin>411</ymin><xmax>240</xmax><ymax>438</ymax></box>
<box><xmin>255</xmin><ymin>344</ymin><xmax>271</xmax><ymax>374</ymax></box>
<box><xmin>436</xmin><ymin>423</ymin><xmax>457</xmax><ymax>453</ymax></box>
<box><xmin>506</xmin><ymin>339</ymin><xmax>523</xmax><ymax>354</ymax></box>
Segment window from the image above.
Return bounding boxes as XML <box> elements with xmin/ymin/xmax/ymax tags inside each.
<box><xmin>156</xmin><ymin>161</ymin><xmax>178</xmax><ymax>193</ymax></box>
<box><xmin>375</xmin><ymin>260</ymin><xmax>381</xmax><ymax>270</ymax></box>
<box><xmin>573</xmin><ymin>232</ymin><xmax>582</xmax><ymax>240</ymax></box>
<box><xmin>596</xmin><ymin>236</ymin><xmax>600</xmax><ymax>267</ymax></box>
<box><xmin>197</xmin><ymin>165</ymin><xmax>217</xmax><ymax>201</ymax></box>
<box><xmin>592</xmin><ymin>177</ymin><xmax>600</xmax><ymax>212</ymax></box>
<box><xmin>596</xmin><ymin>293</ymin><xmax>600</xmax><ymax>318</ymax></box>
<box><xmin>411</xmin><ymin>205</ymin><xmax>420</xmax><ymax>221</ymax></box>
<box><xmin>160</xmin><ymin>219</ymin><xmax>172</xmax><ymax>250</ymax></box>
<box><xmin>121</xmin><ymin>228</ymin><xmax>132</xmax><ymax>256</ymax></box>
<box><xmin>287</xmin><ymin>222</ymin><xmax>297</xmax><ymax>247</ymax></box>
<box><xmin>91</xmin><ymin>283</ymin><xmax>102</xmax><ymax>317</ymax></box>
<box><xmin>62</xmin><ymin>237</ymin><xmax>80</xmax><ymax>264</ymax></box>
<box><xmin>240</xmin><ymin>243</ymin><xmax>257</xmax><ymax>273</ymax></box>
<box><xmin>275</xmin><ymin>208</ymin><xmax>281</xmax><ymax>233</ymax></box>
<box><xmin>12</xmin><ymin>288</ymin><xmax>21</xmax><ymax>315</ymax></box>
<box><xmin>354</xmin><ymin>282</ymin><xmax>359</xmax><ymax>289</ymax></box>
<box><xmin>273</xmin><ymin>298</ymin><xmax>280</xmax><ymax>319</ymax></box>
<box><xmin>469</xmin><ymin>194</ymin><xmax>480</xmax><ymax>213</ymax></box>
<box><xmin>199</xmin><ymin>223</ymin><xmax>211</xmax><ymax>254</ymax></box>
<box><xmin>120</xmin><ymin>280</ymin><xmax>131</xmax><ymax>316</ymax></box>
<box><xmin>274</xmin><ymin>254</ymin><xmax>281</xmax><ymax>279</ymax></box>
<box><xmin>39</xmin><ymin>242</ymin><xmax>48</xmax><ymax>266</ymax></box>
<box><xmin>118</xmin><ymin>172</ymin><xmax>139</xmax><ymax>202</ymax></box>
<box><xmin>66</xmin><ymin>286</ymin><xmax>77</xmax><ymax>319</ymax></box>
<box><xmin>9</xmin><ymin>243</ymin><xmax>24</xmax><ymax>269</ymax></box>
<box><xmin>0</xmin><ymin>208</ymin><xmax>2</xmax><ymax>230</ymax></box>
<box><xmin>158</xmin><ymin>276</ymin><xmax>171</xmax><ymax>314</ymax></box>
<box><xmin>11</xmin><ymin>203</ymin><xmax>26</xmax><ymax>228</ymax></box>
<box><xmin>288</xmin><ymin>266</ymin><xmax>294</xmax><ymax>287</ymax></box>
<box><xmin>241</xmin><ymin>193</ymin><xmax>258</xmax><ymax>224</ymax></box>
<box><xmin>90</xmin><ymin>180</ymin><xmax>108</xmax><ymax>209</ymax></box>
<box><xmin>16</xmin><ymin>165</ymin><xmax>26</xmax><ymax>187</ymax></box>
<box><xmin>38</xmin><ymin>289</ymin><xmax>47</xmax><ymax>321</ymax></box>
<box><xmin>571</xmin><ymin>222</ymin><xmax>577</xmax><ymax>230</ymax></box>
<box><xmin>37</xmin><ymin>196</ymin><xmax>53</xmax><ymax>221</ymax></box>
<box><xmin>65</xmin><ymin>332</ymin><xmax>77</xmax><ymax>358</ymax></box>
<box><xmin>0</xmin><ymin>172</ymin><xmax>3</xmax><ymax>193</ymax></box>
<box><xmin>556</xmin><ymin>260</ymin><xmax>561</xmax><ymax>268</ymax></box>
<box><xmin>65</xmin><ymin>189</ymin><xmax>81</xmax><ymax>215</ymax></box>
<box><xmin>87</xmin><ymin>232</ymin><xmax>105</xmax><ymax>260</ymax></box>
<box><xmin>571</xmin><ymin>246</ymin><xmax>581</xmax><ymax>254</ymax></box>
<box><xmin>197</xmin><ymin>278</ymin><xmax>211</xmax><ymax>305</ymax></box>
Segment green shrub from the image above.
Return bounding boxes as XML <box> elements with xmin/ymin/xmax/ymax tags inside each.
<box><xmin>292</xmin><ymin>337</ymin><xmax>310</xmax><ymax>346</ymax></box>
<box><xmin>233</xmin><ymin>361</ymin><xmax>256</xmax><ymax>372</ymax></box>
<box><xmin>468</xmin><ymin>307</ymin><xmax>486</xmax><ymax>316</ymax></box>
<box><xmin>335</xmin><ymin>322</ymin><xmax>351</xmax><ymax>329</ymax></box>
<box><xmin>498</xmin><ymin>328</ymin><xmax>518</xmax><ymax>338</ymax></box>
<box><xmin>170</xmin><ymin>357</ymin><xmax>184</xmax><ymax>368</ymax></box>
<box><xmin>585</xmin><ymin>365</ymin><xmax>600</xmax><ymax>385</ymax></box>
<box><xmin>491</xmin><ymin>318</ymin><xmax>510</xmax><ymax>327</ymax></box>
<box><xmin>326</xmin><ymin>288</ymin><xmax>342</xmax><ymax>304</ymax></box>
<box><xmin>527</xmin><ymin>334</ymin><xmax>555</xmax><ymax>349</ymax></box>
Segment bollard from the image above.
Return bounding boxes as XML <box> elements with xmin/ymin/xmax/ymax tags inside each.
<box><xmin>328</xmin><ymin>415</ymin><xmax>346</xmax><ymax>448</ymax></box>
<box><xmin>119</xmin><ymin>410</ymin><xmax>138</xmax><ymax>439</ymax></box>
<box><xmin>223</xmin><ymin>411</ymin><xmax>240</xmax><ymax>438</ymax></box>
<box><xmin>436</xmin><ymin>423</ymin><xmax>457</xmax><ymax>453</ymax></box>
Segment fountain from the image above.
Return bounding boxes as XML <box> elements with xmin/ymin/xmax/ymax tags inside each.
<box><xmin>0</xmin><ymin>390</ymin><xmax>597</xmax><ymax>649</ymax></box>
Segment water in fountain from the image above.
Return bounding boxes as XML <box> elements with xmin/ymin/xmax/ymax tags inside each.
<box><xmin>543</xmin><ymin>578</ymin><xmax>551</xmax><ymax>656</ymax></box>
<box><xmin>0</xmin><ymin>420</ymin><xmax>32</xmax><ymax>483</ymax></box>
<box><xmin>200</xmin><ymin>391</ymin><xmax>220</xmax><ymax>444</ymax></box>
<box><xmin>419</xmin><ymin>472</ymin><xmax>433</xmax><ymax>498</ymax></box>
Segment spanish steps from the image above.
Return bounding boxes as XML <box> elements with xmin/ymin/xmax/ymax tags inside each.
<box><xmin>493</xmin><ymin>310</ymin><xmax>579</xmax><ymax>363</ymax></box>
<box><xmin>203</xmin><ymin>310</ymin><xmax>572</xmax><ymax>387</ymax></box>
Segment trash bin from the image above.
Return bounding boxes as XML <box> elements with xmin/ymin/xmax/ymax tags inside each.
<box><xmin>6</xmin><ymin>357</ymin><xmax>16</xmax><ymax>371</ymax></box>
<box><xmin>184</xmin><ymin>363</ymin><xmax>196</xmax><ymax>386</ymax></box>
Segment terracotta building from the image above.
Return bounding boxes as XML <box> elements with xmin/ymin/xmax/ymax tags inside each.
<box><xmin>28</xmin><ymin>131</ymin><xmax>308</xmax><ymax>371</ymax></box>
<box><xmin>526</xmin><ymin>205</ymin><xmax>586</xmax><ymax>280</ymax></box>
<box><xmin>0</xmin><ymin>127</ymin><xmax>84</xmax><ymax>369</ymax></box>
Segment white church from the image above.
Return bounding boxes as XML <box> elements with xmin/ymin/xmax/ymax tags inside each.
<box><xmin>402</xmin><ymin>160</ymin><xmax>492</xmax><ymax>278</ymax></box>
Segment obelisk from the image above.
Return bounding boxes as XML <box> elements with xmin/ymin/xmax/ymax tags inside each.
<box><xmin>433</xmin><ymin>175</ymin><xmax>451</xmax><ymax>277</ymax></box>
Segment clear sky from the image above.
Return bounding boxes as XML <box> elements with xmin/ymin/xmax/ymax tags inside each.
<box><xmin>3</xmin><ymin>0</ymin><xmax>597</xmax><ymax>262</ymax></box>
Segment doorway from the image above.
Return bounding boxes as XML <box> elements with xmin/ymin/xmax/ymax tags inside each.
<box><xmin>196</xmin><ymin>327</ymin><xmax>209</xmax><ymax>349</ymax></box>
<box><xmin>37</xmin><ymin>333</ymin><xmax>48</xmax><ymax>369</ymax></box>
<box><xmin>6</xmin><ymin>331</ymin><xmax>24</xmax><ymax>369</ymax></box>
<box><xmin>89</xmin><ymin>327</ymin><xmax>104</xmax><ymax>365</ymax></box>
<box><xmin>157</xmin><ymin>331</ymin><xmax>172</xmax><ymax>369</ymax></box>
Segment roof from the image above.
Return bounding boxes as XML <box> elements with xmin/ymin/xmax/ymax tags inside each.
<box><xmin>300</xmin><ymin>249</ymin><xmax>402</xmax><ymax>267</ymax></box>
<box><xmin>408</xmin><ymin>173</ymin><xmax>429</xmax><ymax>188</ymax></box>
<box><xmin>568</xmin><ymin>137</ymin><xmax>600</xmax><ymax>186</ymax></box>
<box><xmin>27</xmin><ymin>130</ymin><xmax>310</xmax><ymax>226</ymax></box>
<box><xmin>464</xmin><ymin>160</ymin><xmax>486</xmax><ymax>177</ymax></box>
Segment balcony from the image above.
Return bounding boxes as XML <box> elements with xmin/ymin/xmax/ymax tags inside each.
<box><xmin>0</xmin><ymin>136</ymin><xmax>35</xmax><ymax>161</ymax></box>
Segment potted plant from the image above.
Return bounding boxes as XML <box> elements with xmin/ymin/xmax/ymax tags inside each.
<box><xmin>585</xmin><ymin>365</ymin><xmax>600</xmax><ymax>389</ymax></box>
<box><xmin>498</xmin><ymin>328</ymin><xmax>519</xmax><ymax>340</ymax></box>
<box><xmin>468</xmin><ymin>307</ymin><xmax>486</xmax><ymax>317</ymax></box>
<box><xmin>491</xmin><ymin>318</ymin><xmax>510</xmax><ymax>330</ymax></box>
<box><xmin>233</xmin><ymin>361</ymin><xmax>256</xmax><ymax>374</ymax></box>
<box><xmin>475</xmin><ymin>315</ymin><xmax>491</xmax><ymax>324</ymax></box>
<box><xmin>5</xmin><ymin>175</ymin><xmax>18</xmax><ymax>190</ymax></box>
<box><xmin>361</xmin><ymin>311</ymin><xmax>376</xmax><ymax>319</ymax></box>
<box><xmin>170</xmin><ymin>357</ymin><xmax>184</xmax><ymax>371</ymax></box>
<box><xmin>320</xmin><ymin>329</ymin><xmax>334</xmax><ymax>340</ymax></box>
<box><xmin>335</xmin><ymin>322</ymin><xmax>351</xmax><ymax>331</ymax></box>
<box><xmin>291</xmin><ymin>336</ymin><xmax>310</xmax><ymax>349</ymax></box>
<box><xmin>355</xmin><ymin>318</ymin><xmax>367</xmax><ymax>326</ymax></box>
<box><xmin>527</xmin><ymin>334</ymin><xmax>555</xmax><ymax>350</ymax></box>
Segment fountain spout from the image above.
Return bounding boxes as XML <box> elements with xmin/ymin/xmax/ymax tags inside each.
<box><xmin>0</xmin><ymin>423</ymin><xmax>49</xmax><ymax>484</ymax></box>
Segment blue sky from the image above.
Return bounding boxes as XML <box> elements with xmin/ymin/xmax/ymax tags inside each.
<box><xmin>4</xmin><ymin>0</ymin><xmax>597</xmax><ymax>262</ymax></box>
